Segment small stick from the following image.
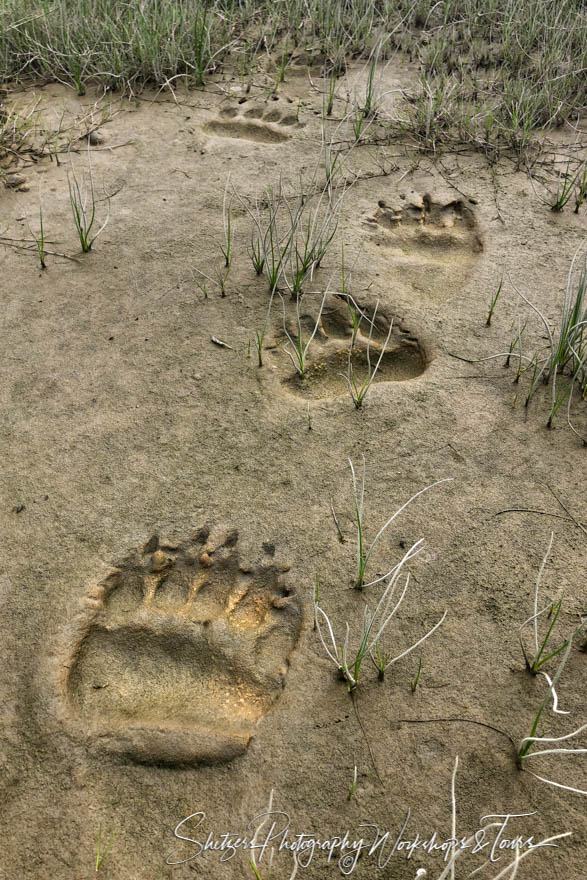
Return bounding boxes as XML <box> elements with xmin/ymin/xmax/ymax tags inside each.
<box><xmin>211</xmin><ymin>336</ymin><xmax>233</xmax><ymax>350</ymax></box>
<box><xmin>398</xmin><ymin>717</ymin><xmax>516</xmax><ymax>749</ymax></box>
<box><xmin>447</xmin><ymin>352</ymin><xmax>484</xmax><ymax>363</ymax></box>
<box><xmin>494</xmin><ymin>507</ymin><xmax>585</xmax><ymax>527</ymax></box>
<box><xmin>545</xmin><ymin>483</ymin><xmax>587</xmax><ymax>538</ymax></box>
<box><xmin>59</xmin><ymin>139</ymin><xmax>135</xmax><ymax>154</ymax></box>
<box><xmin>1</xmin><ymin>146</ymin><xmax>29</xmax><ymax>160</ymax></box>
<box><xmin>330</xmin><ymin>498</ymin><xmax>345</xmax><ymax>543</ymax></box>
<box><xmin>0</xmin><ymin>239</ymin><xmax>80</xmax><ymax>262</ymax></box>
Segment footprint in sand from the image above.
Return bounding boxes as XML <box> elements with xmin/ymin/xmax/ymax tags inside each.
<box><xmin>59</xmin><ymin>528</ymin><xmax>302</xmax><ymax>765</ymax></box>
<box><xmin>364</xmin><ymin>192</ymin><xmax>483</xmax><ymax>300</ymax></box>
<box><xmin>277</xmin><ymin>295</ymin><xmax>426</xmax><ymax>400</ymax></box>
<box><xmin>286</xmin><ymin>50</ymin><xmax>333</xmax><ymax>74</ymax></box>
<box><xmin>203</xmin><ymin>99</ymin><xmax>300</xmax><ymax>144</ymax></box>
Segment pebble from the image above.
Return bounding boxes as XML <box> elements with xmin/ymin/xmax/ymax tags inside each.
<box><xmin>151</xmin><ymin>550</ymin><xmax>169</xmax><ymax>572</ymax></box>
<box><xmin>6</xmin><ymin>173</ymin><xmax>26</xmax><ymax>188</ymax></box>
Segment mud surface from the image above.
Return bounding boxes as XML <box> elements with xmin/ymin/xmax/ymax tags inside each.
<box><xmin>0</xmin><ymin>65</ymin><xmax>585</xmax><ymax>879</ymax></box>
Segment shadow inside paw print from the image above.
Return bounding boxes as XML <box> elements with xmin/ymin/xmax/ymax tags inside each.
<box><xmin>58</xmin><ymin>527</ymin><xmax>302</xmax><ymax>765</ymax></box>
<box><xmin>204</xmin><ymin>99</ymin><xmax>300</xmax><ymax>143</ymax></box>
<box><xmin>278</xmin><ymin>295</ymin><xmax>427</xmax><ymax>400</ymax></box>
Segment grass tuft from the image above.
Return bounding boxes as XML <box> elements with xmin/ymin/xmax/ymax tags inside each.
<box><xmin>67</xmin><ymin>145</ymin><xmax>109</xmax><ymax>252</ymax></box>
<box><xmin>94</xmin><ymin>825</ymin><xmax>114</xmax><ymax>878</ymax></box>
<box><xmin>314</xmin><ymin>463</ymin><xmax>450</xmax><ymax>692</ymax></box>
<box><xmin>517</xmin><ymin>628</ymin><xmax>587</xmax><ymax>794</ymax></box>
<box><xmin>2</xmin><ymin>1</ymin><xmax>584</xmax><ymax>163</ymax></box>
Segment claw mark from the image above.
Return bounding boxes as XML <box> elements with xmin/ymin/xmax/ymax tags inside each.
<box><xmin>226</xmin><ymin>583</ymin><xmax>250</xmax><ymax>615</ymax></box>
<box><xmin>144</xmin><ymin>571</ymin><xmax>169</xmax><ymax>606</ymax></box>
<box><xmin>185</xmin><ymin>572</ymin><xmax>208</xmax><ymax>610</ymax></box>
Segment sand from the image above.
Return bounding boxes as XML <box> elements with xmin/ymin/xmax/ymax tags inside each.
<box><xmin>0</xmin><ymin>63</ymin><xmax>585</xmax><ymax>879</ymax></box>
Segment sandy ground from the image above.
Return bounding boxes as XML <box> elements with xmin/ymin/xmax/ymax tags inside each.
<box><xmin>0</xmin><ymin>61</ymin><xmax>585</xmax><ymax>879</ymax></box>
